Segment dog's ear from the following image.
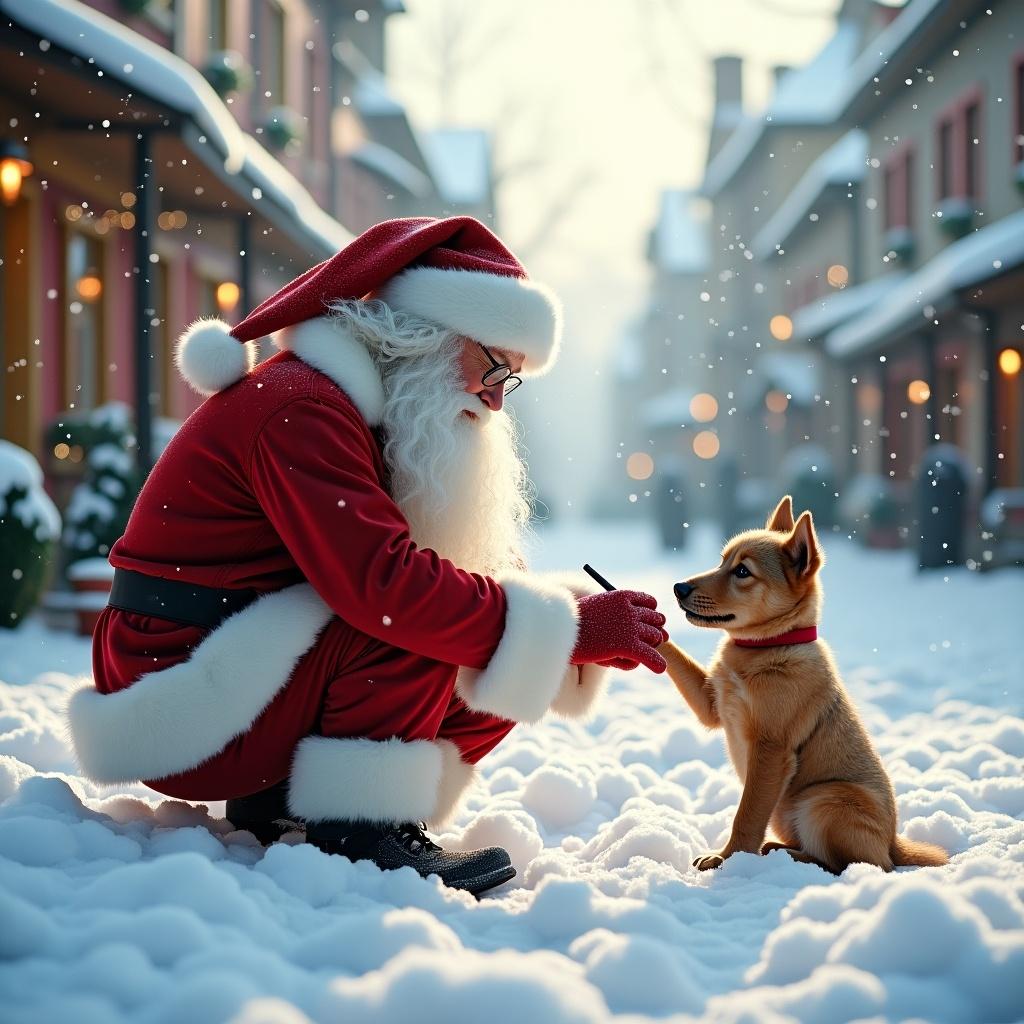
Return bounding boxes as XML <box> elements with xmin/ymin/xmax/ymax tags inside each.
<box><xmin>766</xmin><ymin>495</ymin><xmax>795</xmax><ymax>533</ymax></box>
<box><xmin>783</xmin><ymin>511</ymin><xmax>822</xmax><ymax>577</ymax></box>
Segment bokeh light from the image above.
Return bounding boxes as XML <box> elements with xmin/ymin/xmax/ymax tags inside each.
<box><xmin>826</xmin><ymin>264</ymin><xmax>849</xmax><ymax>288</ymax></box>
<box><xmin>998</xmin><ymin>348</ymin><xmax>1021</xmax><ymax>376</ymax></box>
<box><xmin>693</xmin><ymin>431</ymin><xmax>720</xmax><ymax>459</ymax></box>
<box><xmin>689</xmin><ymin>393</ymin><xmax>718</xmax><ymax>422</ymax></box>
<box><xmin>907</xmin><ymin>379</ymin><xmax>930</xmax><ymax>405</ymax></box>
<box><xmin>216</xmin><ymin>281</ymin><xmax>241</xmax><ymax>312</ymax></box>
<box><xmin>626</xmin><ymin>452</ymin><xmax>655</xmax><ymax>480</ymax></box>
<box><xmin>75</xmin><ymin>273</ymin><xmax>102</xmax><ymax>302</ymax></box>
<box><xmin>769</xmin><ymin>314</ymin><xmax>793</xmax><ymax>341</ymax></box>
<box><xmin>765</xmin><ymin>390</ymin><xmax>789</xmax><ymax>413</ymax></box>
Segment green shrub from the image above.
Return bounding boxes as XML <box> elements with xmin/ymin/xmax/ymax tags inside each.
<box><xmin>0</xmin><ymin>441</ymin><xmax>61</xmax><ymax>628</ymax></box>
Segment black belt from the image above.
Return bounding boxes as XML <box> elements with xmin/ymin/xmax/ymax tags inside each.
<box><xmin>108</xmin><ymin>568</ymin><xmax>259</xmax><ymax>630</ymax></box>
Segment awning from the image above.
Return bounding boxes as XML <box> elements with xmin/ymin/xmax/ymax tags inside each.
<box><xmin>791</xmin><ymin>273</ymin><xmax>907</xmax><ymax>343</ymax></box>
<box><xmin>741</xmin><ymin>351</ymin><xmax>820</xmax><ymax>410</ymax></box>
<box><xmin>1</xmin><ymin>0</ymin><xmax>353</xmax><ymax>261</ymax></box>
<box><xmin>827</xmin><ymin>209</ymin><xmax>1024</xmax><ymax>358</ymax></box>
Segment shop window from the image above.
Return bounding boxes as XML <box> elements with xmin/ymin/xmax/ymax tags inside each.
<box><xmin>63</xmin><ymin>230</ymin><xmax>104</xmax><ymax>412</ymax></box>
<box><xmin>884</xmin><ymin>147</ymin><xmax>914</xmax><ymax>229</ymax></box>
<box><xmin>935</xmin><ymin>88</ymin><xmax>984</xmax><ymax>201</ymax></box>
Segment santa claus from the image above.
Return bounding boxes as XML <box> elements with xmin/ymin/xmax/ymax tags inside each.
<box><xmin>69</xmin><ymin>217</ymin><xmax>668</xmax><ymax>895</ymax></box>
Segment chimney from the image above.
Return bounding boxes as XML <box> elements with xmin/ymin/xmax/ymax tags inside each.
<box><xmin>713</xmin><ymin>56</ymin><xmax>743</xmax><ymax>114</ymax></box>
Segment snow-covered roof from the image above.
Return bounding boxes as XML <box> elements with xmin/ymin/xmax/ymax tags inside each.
<box><xmin>791</xmin><ymin>272</ymin><xmax>907</xmax><ymax>342</ymax></box>
<box><xmin>827</xmin><ymin>209</ymin><xmax>1024</xmax><ymax>358</ymax></box>
<box><xmin>702</xmin><ymin>19</ymin><xmax>863</xmax><ymax>198</ymax></box>
<box><xmin>651</xmin><ymin>191</ymin><xmax>709</xmax><ymax>275</ymax></box>
<box><xmin>348</xmin><ymin>141</ymin><xmax>433</xmax><ymax>198</ymax></box>
<box><xmin>421</xmin><ymin>129</ymin><xmax>492</xmax><ymax>206</ymax></box>
<box><xmin>1</xmin><ymin>0</ymin><xmax>244</xmax><ymax>173</ymax></box>
<box><xmin>2</xmin><ymin>0</ymin><xmax>354</xmax><ymax>259</ymax></box>
<box><xmin>836</xmin><ymin>0</ymin><xmax>946</xmax><ymax>118</ymax></box>
<box><xmin>752</xmin><ymin>130</ymin><xmax>867</xmax><ymax>258</ymax></box>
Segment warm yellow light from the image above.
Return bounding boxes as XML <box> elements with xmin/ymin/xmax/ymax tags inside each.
<box><xmin>769</xmin><ymin>314</ymin><xmax>793</xmax><ymax>342</ymax></box>
<box><xmin>216</xmin><ymin>281</ymin><xmax>241</xmax><ymax>312</ymax></box>
<box><xmin>765</xmin><ymin>390</ymin><xmax>789</xmax><ymax>413</ymax></box>
<box><xmin>907</xmin><ymin>379</ymin><xmax>930</xmax><ymax>405</ymax></box>
<box><xmin>93</xmin><ymin>218</ymin><xmax>110</xmax><ymax>235</ymax></box>
<box><xmin>68</xmin><ymin>445</ymin><xmax>84</xmax><ymax>463</ymax></box>
<box><xmin>0</xmin><ymin>159</ymin><xmax>26</xmax><ymax>206</ymax></box>
<box><xmin>75</xmin><ymin>273</ymin><xmax>103</xmax><ymax>302</ymax></box>
<box><xmin>157</xmin><ymin>211</ymin><xmax>173</xmax><ymax>230</ymax></box>
<box><xmin>120</xmin><ymin>211</ymin><xmax>136</xmax><ymax>230</ymax></box>
<box><xmin>120</xmin><ymin>192</ymin><xmax>136</xmax><ymax>208</ymax></box>
<box><xmin>626</xmin><ymin>452</ymin><xmax>655</xmax><ymax>480</ymax></box>
<box><xmin>689</xmin><ymin>392</ymin><xmax>718</xmax><ymax>423</ymax></box>
<box><xmin>693</xmin><ymin>430</ymin><xmax>720</xmax><ymax>460</ymax></box>
<box><xmin>53</xmin><ymin>442</ymin><xmax>70</xmax><ymax>460</ymax></box>
<box><xmin>65</xmin><ymin>204</ymin><xmax>83</xmax><ymax>222</ymax></box>
<box><xmin>999</xmin><ymin>348</ymin><xmax>1022</xmax><ymax>377</ymax></box>
<box><xmin>826</xmin><ymin>264</ymin><xmax>849</xmax><ymax>288</ymax></box>
<box><xmin>170</xmin><ymin>210</ymin><xmax>188</xmax><ymax>229</ymax></box>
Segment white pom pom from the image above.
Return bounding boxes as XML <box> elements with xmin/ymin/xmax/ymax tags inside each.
<box><xmin>174</xmin><ymin>318</ymin><xmax>256</xmax><ymax>396</ymax></box>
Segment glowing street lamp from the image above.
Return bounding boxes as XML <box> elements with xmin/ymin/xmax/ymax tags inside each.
<box><xmin>0</xmin><ymin>139</ymin><xmax>33</xmax><ymax>206</ymax></box>
<box><xmin>75</xmin><ymin>270</ymin><xmax>103</xmax><ymax>303</ymax></box>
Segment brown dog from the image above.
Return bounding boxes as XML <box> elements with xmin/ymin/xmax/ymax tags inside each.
<box><xmin>661</xmin><ymin>496</ymin><xmax>948</xmax><ymax>874</ymax></box>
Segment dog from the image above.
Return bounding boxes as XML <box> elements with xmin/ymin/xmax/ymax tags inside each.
<box><xmin>660</xmin><ymin>495</ymin><xmax>948</xmax><ymax>874</ymax></box>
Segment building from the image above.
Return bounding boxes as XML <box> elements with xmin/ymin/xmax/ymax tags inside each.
<box><xmin>0</xmin><ymin>0</ymin><xmax>491</xmax><ymax>486</ymax></box>
<box><xmin>630</xmin><ymin>0</ymin><xmax>1023</xmax><ymax>552</ymax></box>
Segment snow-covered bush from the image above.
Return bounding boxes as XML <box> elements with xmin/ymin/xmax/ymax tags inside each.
<box><xmin>48</xmin><ymin>403</ymin><xmax>141</xmax><ymax>567</ymax></box>
<box><xmin>0</xmin><ymin>441</ymin><xmax>61</xmax><ymax>628</ymax></box>
<box><xmin>781</xmin><ymin>443</ymin><xmax>837</xmax><ymax>529</ymax></box>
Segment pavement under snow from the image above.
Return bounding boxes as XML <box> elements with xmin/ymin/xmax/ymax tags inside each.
<box><xmin>1</xmin><ymin>520</ymin><xmax>1022</xmax><ymax>1024</ymax></box>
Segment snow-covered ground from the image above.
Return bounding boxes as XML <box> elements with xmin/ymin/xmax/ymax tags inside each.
<box><xmin>1</xmin><ymin>519</ymin><xmax>1022</xmax><ymax>1024</ymax></box>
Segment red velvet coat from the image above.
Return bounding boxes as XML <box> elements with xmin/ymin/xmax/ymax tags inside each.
<box><xmin>69</xmin><ymin>318</ymin><xmax>602</xmax><ymax>818</ymax></box>
<box><xmin>93</xmin><ymin>351</ymin><xmax>509</xmax><ymax>695</ymax></box>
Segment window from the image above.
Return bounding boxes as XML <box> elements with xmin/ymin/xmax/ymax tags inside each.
<box><xmin>884</xmin><ymin>147</ymin><xmax>914</xmax><ymax>230</ymax></box>
<box><xmin>259</xmin><ymin>0</ymin><xmax>286</xmax><ymax>105</ymax></box>
<box><xmin>208</xmin><ymin>0</ymin><xmax>228</xmax><ymax>51</ymax></box>
<box><xmin>63</xmin><ymin>231</ymin><xmax>105</xmax><ymax>412</ymax></box>
<box><xmin>1013</xmin><ymin>54</ymin><xmax>1024</xmax><ymax>165</ymax></box>
<box><xmin>937</xmin><ymin>119</ymin><xmax>954</xmax><ymax>200</ymax></box>
<box><xmin>934</xmin><ymin>87</ymin><xmax>984</xmax><ymax>201</ymax></box>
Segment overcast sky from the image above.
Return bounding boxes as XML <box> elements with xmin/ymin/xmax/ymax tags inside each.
<box><xmin>386</xmin><ymin>0</ymin><xmax>842</xmax><ymax>516</ymax></box>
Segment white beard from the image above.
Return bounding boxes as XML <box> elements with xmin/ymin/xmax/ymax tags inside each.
<box><xmin>378</xmin><ymin>343</ymin><xmax>532</xmax><ymax>577</ymax></box>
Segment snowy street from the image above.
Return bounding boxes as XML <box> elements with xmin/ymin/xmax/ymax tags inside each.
<box><xmin>1</xmin><ymin>519</ymin><xmax>1022</xmax><ymax>1024</ymax></box>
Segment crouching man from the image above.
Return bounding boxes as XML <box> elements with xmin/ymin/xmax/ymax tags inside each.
<box><xmin>69</xmin><ymin>217</ymin><xmax>667</xmax><ymax>895</ymax></box>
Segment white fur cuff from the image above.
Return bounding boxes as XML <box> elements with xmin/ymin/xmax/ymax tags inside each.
<box><xmin>287</xmin><ymin>736</ymin><xmax>477</xmax><ymax>825</ymax></box>
<box><xmin>455</xmin><ymin>573</ymin><xmax>580</xmax><ymax>725</ymax></box>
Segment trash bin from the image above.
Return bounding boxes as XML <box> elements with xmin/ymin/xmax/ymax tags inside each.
<box><xmin>914</xmin><ymin>444</ymin><xmax>969</xmax><ymax>569</ymax></box>
<box><xmin>653</xmin><ymin>459</ymin><xmax>688</xmax><ymax>551</ymax></box>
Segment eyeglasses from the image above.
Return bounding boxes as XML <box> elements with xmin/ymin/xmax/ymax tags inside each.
<box><xmin>478</xmin><ymin>343</ymin><xmax>523</xmax><ymax>395</ymax></box>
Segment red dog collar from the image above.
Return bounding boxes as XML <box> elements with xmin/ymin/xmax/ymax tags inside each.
<box><xmin>734</xmin><ymin>626</ymin><xmax>818</xmax><ymax>648</ymax></box>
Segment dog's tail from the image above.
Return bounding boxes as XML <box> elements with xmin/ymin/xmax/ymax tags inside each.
<box><xmin>891</xmin><ymin>833</ymin><xmax>948</xmax><ymax>868</ymax></box>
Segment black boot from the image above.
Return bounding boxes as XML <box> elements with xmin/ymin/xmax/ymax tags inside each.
<box><xmin>307</xmin><ymin>819</ymin><xmax>515</xmax><ymax>896</ymax></box>
<box><xmin>225</xmin><ymin>779</ymin><xmax>304</xmax><ymax>845</ymax></box>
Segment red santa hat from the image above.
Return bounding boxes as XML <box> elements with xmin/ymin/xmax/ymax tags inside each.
<box><xmin>175</xmin><ymin>216</ymin><xmax>562</xmax><ymax>396</ymax></box>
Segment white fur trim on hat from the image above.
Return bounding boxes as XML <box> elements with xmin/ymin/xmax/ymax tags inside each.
<box><xmin>175</xmin><ymin>318</ymin><xmax>258</xmax><ymax>396</ymax></box>
<box><xmin>66</xmin><ymin>585</ymin><xmax>334</xmax><ymax>783</ymax></box>
<box><xmin>377</xmin><ymin>267</ymin><xmax>563</xmax><ymax>376</ymax></box>
<box><xmin>274</xmin><ymin>316</ymin><xmax>386</xmax><ymax>426</ymax></box>
<box><xmin>455</xmin><ymin>573</ymin><xmax>580</xmax><ymax>725</ymax></box>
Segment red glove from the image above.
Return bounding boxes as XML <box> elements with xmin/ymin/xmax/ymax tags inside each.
<box><xmin>571</xmin><ymin>590</ymin><xmax>668</xmax><ymax>674</ymax></box>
